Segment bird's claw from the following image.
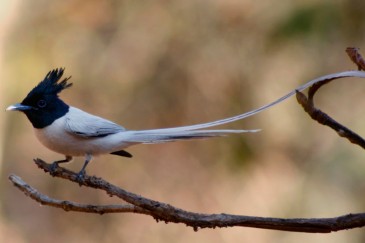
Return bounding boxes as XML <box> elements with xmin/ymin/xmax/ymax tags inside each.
<box><xmin>75</xmin><ymin>170</ymin><xmax>86</xmax><ymax>186</ymax></box>
<box><xmin>49</xmin><ymin>162</ymin><xmax>59</xmax><ymax>176</ymax></box>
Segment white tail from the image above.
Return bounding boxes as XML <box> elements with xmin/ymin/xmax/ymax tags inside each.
<box><xmin>122</xmin><ymin>129</ymin><xmax>259</xmax><ymax>144</ymax></box>
<box><xmin>139</xmin><ymin>71</ymin><xmax>365</xmax><ymax>133</ymax></box>
<box><xmin>121</xmin><ymin>71</ymin><xmax>365</xmax><ymax>144</ymax></box>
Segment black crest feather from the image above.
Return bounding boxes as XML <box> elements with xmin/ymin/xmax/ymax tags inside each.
<box><xmin>28</xmin><ymin>68</ymin><xmax>72</xmax><ymax>97</ymax></box>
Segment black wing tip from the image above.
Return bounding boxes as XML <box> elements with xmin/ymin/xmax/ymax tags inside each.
<box><xmin>110</xmin><ymin>150</ymin><xmax>133</xmax><ymax>158</ymax></box>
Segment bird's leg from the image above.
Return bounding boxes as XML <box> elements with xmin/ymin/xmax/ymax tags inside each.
<box><xmin>76</xmin><ymin>154</ymin><xmax>92</xmax><ymax>184</ymax></box>
<box><xmin>50</xmin><ymin>155</ymin><xmax>73</xmax><ymax>174</ymax></box>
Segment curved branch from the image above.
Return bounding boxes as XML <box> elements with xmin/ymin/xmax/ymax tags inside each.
<box><xmin>296</xmin><ymin>47</ymin><xmax>365</xmax><ymax>149</ymax></box>
<box><xmin>7</xmin><ymin>159</ymin><xmax>365</xmax><ymax>233</ymax></box>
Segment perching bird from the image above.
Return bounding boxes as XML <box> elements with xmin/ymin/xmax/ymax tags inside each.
<box><xmin>6</xmin><ymin>68</ymin><xmax>260</xmax><ymax>180</ymax></box>
<box><xmin>7</xmin><ymin>68</ymin><xmax>365</xmax><ymax>181</ymax></box>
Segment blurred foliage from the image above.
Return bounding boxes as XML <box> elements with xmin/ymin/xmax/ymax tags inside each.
<box><xmin>1</xmin><ymin>0</ymin><xmax>365</xmax><ymax>242</ymax></box>
<box><xmin>272</xmin><ymin>3</ymin><xmax>340</xmax><ymax>40</ymax></box>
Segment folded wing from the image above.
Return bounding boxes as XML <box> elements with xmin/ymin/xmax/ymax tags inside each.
<box><xmin>65</xmin><ymin>107</ymin><xmax>125</xmax><ymax>138</ymax></box>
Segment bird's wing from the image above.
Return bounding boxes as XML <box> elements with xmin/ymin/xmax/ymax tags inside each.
<box><xmin>65</xmin><ymin>107</ymin><xmax>125</xmax><ymax>138</ymax></box>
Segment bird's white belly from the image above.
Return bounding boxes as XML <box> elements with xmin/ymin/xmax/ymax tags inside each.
<box><xmin>34</xmin><ymin>117</ymin><xmax>131</xmax><ymax>157</ymax></box>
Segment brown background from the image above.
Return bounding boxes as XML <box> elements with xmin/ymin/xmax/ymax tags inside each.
<box><xmin>1</xmin><ymin>0</ymin><xmax>365</xmax><ymax>242</ymax></box>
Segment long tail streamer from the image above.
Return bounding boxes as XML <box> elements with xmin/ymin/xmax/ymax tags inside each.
<box><xmin>143</xmin><ymin>70</ymin><xmax>365</xmax><ymax>133</ymax></box>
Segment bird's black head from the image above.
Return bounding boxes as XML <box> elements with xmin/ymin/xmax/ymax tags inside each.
<box><xmin>7</xmin><ymin>68</ymin><xmax>73</xmax><ymax>128</ymax></box>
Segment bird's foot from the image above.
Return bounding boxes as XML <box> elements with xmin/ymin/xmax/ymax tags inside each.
<box><xmin>75</xmin><ymin>170</ymin><xmax>86</xmax><ymax>186</ymax></box>
<box><xmin>49</xmin><ymin>162</ymin><xmax>59</xmax><ymax>176</ymax></box>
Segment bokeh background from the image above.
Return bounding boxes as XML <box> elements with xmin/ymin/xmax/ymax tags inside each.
<box><xmin>1</xmin><ymin>0</ymin><xmax>365</xmax><ymax>242</ymax></box>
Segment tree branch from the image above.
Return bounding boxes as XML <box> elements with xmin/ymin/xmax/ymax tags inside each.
<box><xmin>8</xmin><ymin>159</ymin><xmax>365</xmax><ymax>233</ymax></box>
<box><xmin>346</xmin><ymin>47</ymin><xmax>365</xmax><ymax>71</ymax></box>
<box><xmin>296</xmin><ymin>47</ymin><xmax>365</xmax><ymax>149</ymax></box>
<box><xmin>8</xmin><ymin>174</ymin><xmax>150</xmax><ymax>215</ymax></box>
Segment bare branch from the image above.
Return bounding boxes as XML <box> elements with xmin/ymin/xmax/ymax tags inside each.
<box><xmin>296</xmin><ymin>47</ymin><xmax>365</xmax><ymax>149</ymax></box>
<box><xmin>346</xmin><ymin>47</ymin><xmax>365</xmax><ymax>70</ymax></box>
<box><xmin>8</xmin><ymin>174</ymin><xmax>150</xmax><ymax>215</ymax></box>
<box><xmin>296</xmin><ymin>91</ymin><xmax>365</xmax><ymax>149</ymax></box>
<box><xmin>7</xmin><ymin>159</ymin><xmax>365</xmax><ymax>233</ymax></box>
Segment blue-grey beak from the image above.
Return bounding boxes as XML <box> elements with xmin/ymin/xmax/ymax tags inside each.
<box><xmin>6</xmin><ymin>103</ymin><xmax>33</xmax><ymax>111</ymax></box>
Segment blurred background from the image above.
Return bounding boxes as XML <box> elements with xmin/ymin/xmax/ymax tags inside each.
<box><xmin>1</xmin><ymin>0</ymin><xmax>365</xmax><ymax>242</ymax></box>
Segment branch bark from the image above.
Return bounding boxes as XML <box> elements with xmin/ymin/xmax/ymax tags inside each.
<box><xmin>296</xmin><ymin>47</ymin><xmax>365</xmax><ymax>149</ymax></box>
<box><xmin>8</xmin><ymin>161</ymin><xmax>365</xmax><ymax>233</ymax></box>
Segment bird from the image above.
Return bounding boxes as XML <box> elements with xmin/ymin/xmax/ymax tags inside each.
<box><xmin>6</xmin><ymin>68</ymin><xmax>261</xmax><ymax>181</ymax></box>
<box><xmin>7</xmin><ymin>68</ymin><xmax>365</xmax><ymax>181</ymax></box>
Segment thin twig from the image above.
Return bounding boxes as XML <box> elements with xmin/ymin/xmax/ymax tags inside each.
<box><xmin>346</xmin><ymin>47</ymin><xmax>365</xmax><ymax>70</ymax></box>
<box><xmin>8</xmin><ymin>174</ymin><xmax>150</xmax><ymax>215</ymax></box>
<box><xmin>296</xmin><ymin>47</ymin><xmax>365</xmax><ymax>149</ymax></box>
<box><xmin>296</xmin><ymin>91</ymin><xmax>365</xmax><ymax>149</ymax></box>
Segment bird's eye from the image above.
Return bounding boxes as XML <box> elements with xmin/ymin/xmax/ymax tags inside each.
<box><xmin>37</xmin><ymin>100</ymin><xmax>47</xmax><ymax>108</ymax></box>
